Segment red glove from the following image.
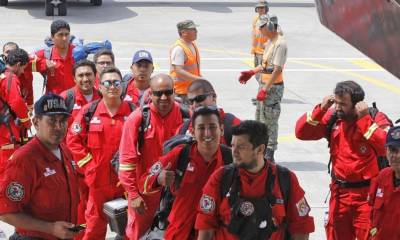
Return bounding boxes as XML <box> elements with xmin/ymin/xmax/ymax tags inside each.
<box><xmin>238</xmin><ymin>70</ymin><xmax>255</xmax><ymax>84</ymax></box>
<box><xmin>256</xmin><ymin>88</ymin><xmax>268</xmax><ymax>101</ymax></box>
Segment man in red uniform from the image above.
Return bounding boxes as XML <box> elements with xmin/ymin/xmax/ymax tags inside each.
<box><xmin>196</xmin><ymin>120</ymin><xmax>314</xmax><ymax>240</ymax></box>
<box><xmin>67</xmin><ymin>66</ymin><xmax>135</xmax><ymax>239</ymax></box>
<box><xmin>139</xmin><ymin>106</ymin><xmax>231</xmax><ymax>239</ymax></box>
<box><xmin>93</xmin><ymin>48</ymin><xmax>115</xmax><ymax>88</ymax></box>
<box><xmin>0</xmin><ymin>93</ymin><xmax>80</xmax><ymax>240</ymax></box>
<box><xmin>36</xmin><ymin>19</ymin><xmax>75</xmax><ymax>94</ymax></box>
<box><xmin>0</xmin><ymin>48</ymin><xmax>31</xmax><ymax>171</ymax></box>
<box><xmin>295</xmin><ymin>80</ymin><xmax>391</xmax><ymax>240</ymax></box>
<box><xmin>123</xmin><ymin>50</ymin><xmax>153</xmax><ymax>107</ymax></box>
<box><xmin>60</xmin><ymin>59</ymin><xmax>101</xmax><ymax>127</ymax></box>
<box><xmin>3</xmin><ymin>42</ymin><xmax>52</xmax><ymax>111</ymax></box>
<box><xmin>177</xmin><ymin>79</ymin><xmax>241</xmax><ymax>146</ymax></box>
<box><xmin>367</xmin><ymin>126</ymin><xmax>400</xmax><ymax>240</ymax></box>
<box><xmin>119</xmin><ymin>73</ymin><xmax>187</xmax><ymax>239</ymax></box>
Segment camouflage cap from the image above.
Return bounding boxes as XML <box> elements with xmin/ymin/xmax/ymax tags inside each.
<box><xmin>255</xmin><ymin>0</ymin><xmax>269</xmax><ymax>9</ymax></box>
<box><xmin>177</xmin><ymin>20</ymin><xmax>199</xmax><ymax>31</ymax></box>
<box><xmin>256</xmin><ymin>14</ymin><xmax>278</xmax><ymax>29</ymax></box>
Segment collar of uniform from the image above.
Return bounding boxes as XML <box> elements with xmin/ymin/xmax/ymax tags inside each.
<box><xmin>239</xmin><ymin>160</ymin><xmax>270</xmax><ymax>179</ymax></box>
<box><xmin>97</xmin><ymin>100</ymin><xmax>130</xmax><ymax>117</ymax></box>
<box><xmin>50</xmin><ymin>44</ymin><xmax>74</xmax><ymax>61</ymax></box>
<box><xmin>75</xmin><ymin>86</ymin><xmax>100</xmax><ymax>103</ymax></box>
<box><xmin>192</xmin><ymin>142</ymin><xmax>222</xmax><ymax>166</ymax></box>
<box><xmin>33</xmin><ymin>136</ymin><xmax>64</xmax><ymax>163</ymax></box>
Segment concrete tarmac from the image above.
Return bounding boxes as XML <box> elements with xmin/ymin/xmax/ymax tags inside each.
<box><xmin>1</xmin><ymin>0</ymin><xmax>399</xmax><ymax>239</ymax></box>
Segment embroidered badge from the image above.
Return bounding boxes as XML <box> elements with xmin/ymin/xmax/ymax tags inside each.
<box><xmin>71</xmin><ymin>122</ymin><xmax>82</xmax><ymax>134</ymax></box>
<box><xmin>376</xmin><ymin>188</ymin><xmax>383</xmax><ymax>198</ymax></box>
<box><xmin>149</xmin><ymin>161</ymin><xmax>162</xmax><ymax>175</ymax></box>
<box><xmin>73</xmin><ymin>103</ymin><xmax>81</xmax><ymax>110</ymax></box>
<box><xmin>90</xmin><ymin>117</ymin><xmax>101</xmax><ymax>124</ymax></box>
<box><xmin>296</xmin><ymin>197</ymin><xmax>310</xmax><ymax>217</ymax></box>
<box><xmin>6</xmin><ymin>182</ymin><xmax>24</xmax><ymax>201</ymax></box>
<box><xmin>186</xmin><ymin>162</ymin><xmax>195</xmax><ymax>172</ymax></box>
<box><xmin>200</xmin><ymin>195</ymin><xmax>215</xmax><ymax>213</ymax></box>
<box><xmin>43</xmin><ymin>168</ymin><xmax>56</xmax><ymax>177</ymax></box>
<box><xmin>359</xmin><ymin>144</ymin><xmax>368</xmax><ymax>154</ymax></box>
<box><xmin>239</xmin><ymin>201</ymin><xmax>255</xmax><ymax>217</ymax></box>
<box><xmin>259</xmin><ymin>220</ymin><xmax>267</xmax><ymax>229</ymax></box>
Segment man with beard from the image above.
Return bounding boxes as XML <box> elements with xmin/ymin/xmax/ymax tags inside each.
<box><xmin>67</xmin><ymin>66</ymin><xmax>135</xmax><ymax>239</ymax></box>
<box><xmin>119</xmin><ymin>73</ymin><xmax>187</xmax><ymax>239</ymax></box>
<box><xmin>196</xmin><ymin>120</ymin><xmax>314</xmax><ymax>240</ymax></box>
<box><xmin>295</xmin><ymin>80</ymin><xmax>391</xmax><ymax>240</ymax></box>
<box><xmin>0</xmin><ymin>93</ymin><xmax>80</xmax><ymax>239</ymax></box>
<box><xmin>367</xmin><ymin>126</ymin><xmax>400</xmax><ymax>240</ymax></box>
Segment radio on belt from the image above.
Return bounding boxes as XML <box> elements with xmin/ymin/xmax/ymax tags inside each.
<box><xmin>103</xmin><ymin>198</ymin><xmax>128</xmax><ymax>235</ymax></box>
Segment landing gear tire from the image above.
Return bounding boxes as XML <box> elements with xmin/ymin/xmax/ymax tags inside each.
<box><xmin>92</xmin><ymin>0</ymin><xmax>102</xmax><ymax>6</ymax></box>
<box><xmin>45</xmin><ymin>0</ymin><xmax>54</xmax><ymax>16</ymax></box>
<box><xmin>0</xmin><ymin>0</ymin><xmax>8</xmax><ymax>6</ymax></box>
<box><xmin>58</xmin><ymin>0</ymin><xmax>67</xmax><ymax>16</ymax></box>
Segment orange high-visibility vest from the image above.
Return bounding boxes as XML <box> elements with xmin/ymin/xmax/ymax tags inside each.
<box><xmin>170</xmin><ymin>39</ymin><xmax>201</xmax><ymax>94</ymax></box>
<box><xmin>251</xmin><ymin>15</ymin><xmax>268</xmax><ymax>55</ymax></box>
<box><xmin>261</xmin><ymin>35</ymin><xmax>285</xmax><ymax>84</ymax></box>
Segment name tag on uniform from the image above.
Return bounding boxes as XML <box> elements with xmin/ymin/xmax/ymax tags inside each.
<box><xmin>44</xmin><ymin>167</ymin><xmax>56</xmax><ymax>177</ymax></box>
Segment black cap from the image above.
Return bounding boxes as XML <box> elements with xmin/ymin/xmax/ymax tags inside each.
<box><xmin>386</xmin><ymin>126</ymin><xmax>400</xmax><ymax>147</ymax></box>
<box><xmin>34</xmin><ymin>93</ymin><xmax>71</xmax><ymax>116</ymax></box>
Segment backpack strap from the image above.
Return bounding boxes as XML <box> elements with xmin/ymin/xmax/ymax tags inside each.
<box><xmin>65</xmin><ymin>88</ymin><xmax>75</xmax><ymax>113</ymax></box>
<box><xmin>179</xmin><ymin>104</ymin><xmax>191</xmax><ymax>119</ymax></box>
<box><xmin>83</xmin><ymin>99</ymin><xmax>101</xmax><ymax>131</ymax></box>
<box><xmin>275</xmin><ymin>164</ymin><xmax>291</xmax><ymax>240</ymax></box>
<box><xmin>220</xmin><ymin>144</ymin><xmax>233</xmax><ymax>165</ymax></box>
<box><xmin>179</xmin><ymin>119</ymin><xmax>191</xmax><ymax>135</ymax></box>
<box><xmin>41</xmin><ymin>46</ymin><xmax>52</xmax><ymax>94</ymax></box>
<box><xmin>223</xmin><ymin>113</ymin><xmax>235</xmax><ymax>146</ymax></box>
<box><xmin>127</xmin><ymin>101</ymin><xmax>137</xmax><ymax>112</ymax></box>
<box><xmin>138</xmin><ymin>105</ymin><xmax>151</xmax><ymax>150</ymax></box>
<box><xmin>174</xmin><ymin>143</ymin><xmax>193</xmax><ymax>190</ymax></box>
<box><xmin>220</xmin><ymin>163</ymin><xmax>238</xmax><ymax>201</ymax></box>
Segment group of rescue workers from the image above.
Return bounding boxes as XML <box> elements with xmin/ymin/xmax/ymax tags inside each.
<box><xmin>0</xmin><ymin>0</ymin><xmax>399</xmax><ymax>240</ymax></box>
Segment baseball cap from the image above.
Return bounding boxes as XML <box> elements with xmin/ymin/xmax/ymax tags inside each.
<box><xmin>386</xmin><ymin>126</ymin><xmax>400</xmax><ymax>147</ymax></box>
<box><xmin>34</xmin><ymin>93</ymin><xmax>70</xmax><ymax>116</ymax></box>
<box><xmin>132</xmin><ymin>50</ymin><xmax>153</xmax><ymax>64</ymax></box>
<box><xmin>255</xmin><ymin>0</ymin><xmax>269</xmax><ymax>9</ymax></box>
<box><xmin>177</xmin><ymin>20</ymin><xmax>199</xmax><ymax>31</ymax></box>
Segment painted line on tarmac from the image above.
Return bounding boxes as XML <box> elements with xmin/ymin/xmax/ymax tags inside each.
<box><xmin>124</xmin><ymin>68</ymin><xmax>385</xmax><ymax>72</ymax></box>
<box><xmin>289</xmin><ymin>59</ymin><xmax>400</xmax><ymax>95</ymax></box>
<box><xmin>349</xmin><ymin>59</ymin><xmax>382</xmax><ymax>70</ymax></box>
<box><xmin>117</xmin><ymin>57</ymin><xmax>371</xmax><ymax>61</ymax></box>
<box><xmin>278</xmin><ymin>134</ymin><xmax>297</xmax><ymax>143</ymax></box>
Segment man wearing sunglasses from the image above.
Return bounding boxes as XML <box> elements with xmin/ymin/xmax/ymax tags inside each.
<box><xmin>93</xmin><ymin>48</ymin><xmax>115</xmax><ymax>88</ymax></box>
<box><xmin>123</xmin><ymin>50</ymin><xmax>153</xmax><ymax>107</ymax></box>
<box><xmin>177</xmin><ymin>79</ymin><xmax>241</xmax><ymax>146</ymax></box>
<box><xmin>67</xmin><ymin>66</ymin><xmax>135</xmax><ymax>239</ymax></box>
<box><xmin>119</xmin><ymin>73</ymin><xmax>188</xmax><ymax>239</ymax></box>
<box><xmin>140</xmin><ymin>106</ymin><xmax>232</xmax><ymax>239</ymax></box>
<box><xmin>170</xmin><ymin>20</ymin><xmax>204</xmax><ymax>105</ymax></box>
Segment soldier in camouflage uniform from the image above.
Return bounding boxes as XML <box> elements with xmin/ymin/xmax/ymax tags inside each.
<box><xmin>238</xmin><ymin>14</ymin><xmax>287</xmax><ymax>162</ymax></box>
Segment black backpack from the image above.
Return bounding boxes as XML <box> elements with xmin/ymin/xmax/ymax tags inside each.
<box><xmin>220</xmin><ymin>163</ymin><xmax>292</xmax><ymax>240</ymax></box>
<box><xmin>178</xmin><ymin>112</ymin><xmax>236</xmax><ymax>146</ymax></box>
<box><xmin>152</xmin><ymin>143</ymin><xmax>233</xmax><ymax>231</ymax></box>
<box><xmin>65</xmin><ymin>88</ymin><xmax>76</xmax><ymax>114</ymax></box>
<box><xmin>326</xmin><ymin>102</ymin><xmax>393</xmax><ymax>172</ymax></box>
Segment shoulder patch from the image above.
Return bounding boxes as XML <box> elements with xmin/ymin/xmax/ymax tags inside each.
<box><xmin>296</xmin><ymin>197</ymin><xmax>310</xmax><ymax>217</ymax></box>
<box><xmin>6</xmin><ymin>182</ymin><xmax>25</xmax><ymax>201</ymax></box>
<box><xmin>149</xmin><ymin>161</ymin><xmax>162</xmax><ymax>175</ymax></box>
<box><xmin>200</xmin><ymin>194</ymin><xmax>215</xmax><ymax>213</ymax></box>
<box><xmin>71</xmin><ymin>122</ymin><xmax>82</xmax><ymax>134</ymax></box>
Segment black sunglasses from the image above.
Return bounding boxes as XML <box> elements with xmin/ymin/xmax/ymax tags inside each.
<box><xmin>152</xmin><ymin>89</ymin><xmax>174</xmax><ymax>97</ymax></box>
<box><xmin>188</xmin><ymin>93</ymin><xmax>212</xmax><ymax>105</ymax></box>
<box><xmin>101</xmin><ymin>80</ymin><xmax>122</xmax><ymax>88</ymax></box>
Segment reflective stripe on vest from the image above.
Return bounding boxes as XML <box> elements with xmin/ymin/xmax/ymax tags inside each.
<box><xmin>170</xmin><ymin>39</ymin><xmax>200</xmax><ymax>94</ymax></box>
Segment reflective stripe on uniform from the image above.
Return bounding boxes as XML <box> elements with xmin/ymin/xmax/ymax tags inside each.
<box><xmin>1</xmin><ymin>144</ymin><xmax>15</xmax><ymax>150</ymax></box>
<box><xmin>306</xmin><ymin>112</ymin><xmax>319</xmax><ymax>126</ymax></box>
<box><xmin>31</xmin><ymin>55</ymin><xmax>38</xmax><ymax>72</ymax></box>
<box><xmin>119</xmin><ymin>163</ymin><xmax>136</xmax><ymax>171</ymax></box>
<box><xmin>143</xmin><ymin>175</ymin><xmax>160</xmax><ymax>195</ymax></box>
<box><xmin>20</xmin><ymin>117</ymin><xmax>30</xmax><ymax>123</ymax></box>
<box><xmin>77</xmin><ymin>153</ymin><xmax>93</xmax><ymax>168</ymax></box>
<box><xmin>364</xmin><ymin>123</ymin><xmax>379</xmax><ymax>140</ymax></box>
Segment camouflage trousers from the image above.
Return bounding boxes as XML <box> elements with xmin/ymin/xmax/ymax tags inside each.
<box><xmin>254</xmin><ymin>54</ymin><xmax>263</xmax><ymax>121</ymax></box>
<box><xmin>257</xmin><ymin>83</ymin><xmax>284</xmax><ymax>151</ymax></box>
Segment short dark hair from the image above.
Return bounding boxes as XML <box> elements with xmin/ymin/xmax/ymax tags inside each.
<box><xmin>2</xmin><ymin>42</ymin><xmax>19</xmax><ymax>52</ymax></box>
<box><xmin>188</xmin><ymin>79</ymin><xmax>216</xmax><ymax>94</ymax></box>
<box><xmin>334</xmin><ymin>80</ymin><xmax>365</xmax><ymax>105</ymax></box>
<box><xmin>73</xmin><ymin>59</ymin><xmax>96</xmax><ymax>76</ymax></box>
<box><xmin>93</xmin><ymin>48</ymin><xmax>115</xmax><ymax>64</ymax></box>
<box><xmin>6</xmin><ymin>48</ymin><xmax>29</xmax><ymax>66</ymax></box>
<box><xmin>51</xmin><ymin>19</ymin><xmax>70</xmax><ymax>36</ymax></box>
<box><xmin>191</xmin><ymin>105</ymin><xmax>221</xmax><ymax>126</ymax></box>
<box><xmin>99</xmin><ymin>66</ymin><xmax>122</xmax><ymax>81</ymax></box>
<box><xmin>232</xmin><ymin>120</ymin><xmax>268</xmax><ymax>149</ymax></box>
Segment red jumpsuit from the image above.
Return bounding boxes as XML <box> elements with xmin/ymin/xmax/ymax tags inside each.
<box><xmin>119</xmin><ymin>102</ymin><xmax>185</xmax><ymax>239</ymax></box>
<box><xmin>176</xmin><ymin>108</ymin><xmax>241</xmax><ymax>146</ymax></box>
<box><xmin>367</xmin><ymin>167</ymin><xmax>400</xmax><ymax>240</ymax></box>
<box><xmin>139</xmin><ymin>143</ymin><xmax>227</xmax><ymax>239</ymax></box>
<box><xmin>123</xmin><ymin>79</ymin><xmax>151</xmax><ymax>107</ymax></box>
<box><xmin>0</xmin><ymin>71</ymin><xmax>31</xmax><ymax>171</ymax></box>
<box><xmin>295</xmin><ymin>104</ymin><xmax>390</xmax><ymax>240</ymax></box>
<box><xmin>67</xmin><ymin>100</ymin><xmax>134</xmax><ymax>239</ymax></box>
<box><xmin>0</xmin><ymin>137</ymin><xmax>79</xmax><ymax>239</ymax></box>
<box><xmin>36</xmin><ymin>44</ymin><xmax>75</xmax><ymax>94</ymax></box>
<box><xmin>195</xmin><ymin>162</ymin><xmax>315</xmax><ymax>239</ymax></box>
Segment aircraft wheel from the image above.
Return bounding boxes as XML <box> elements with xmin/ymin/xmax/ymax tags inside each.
<box><xmin>58</xmin><ymin>1</ymin><xmax>67</xmax><ymax>16</ymax></box>
<box><xmin>45</xmin><ymin>0</ymin><xmax>54</xmax><ymax>16</ymax></box>
<box><xmin>92</xmin><ymin>0</ymin><xmax>102</xmax><ymax>6</ymax></box>
<box><xmin>0</xmin><ymin>0</ymin><xmax>8</xmax><ymax>6</ymax></box>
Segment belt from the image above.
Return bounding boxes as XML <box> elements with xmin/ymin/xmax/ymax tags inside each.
<box><xmin>332</xmin><ymin>176</ymin><xmax>371</xmax><ymax>188</ymax></box>
<box><xmin>273</xmin><ymin>82</ymin><xmax>284</xmax><ymax>86</ymax></box>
